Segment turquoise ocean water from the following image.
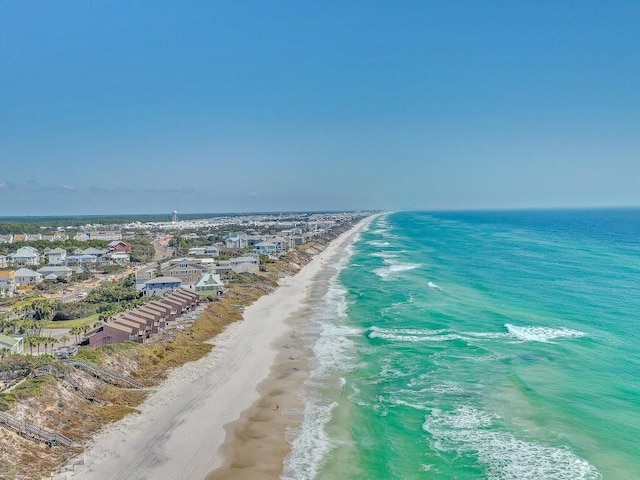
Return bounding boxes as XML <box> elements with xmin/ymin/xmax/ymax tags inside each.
<box><xmin>283</xmin><ymin>210</ymin><xmax>640</xmax><ymax>480</ymax></box>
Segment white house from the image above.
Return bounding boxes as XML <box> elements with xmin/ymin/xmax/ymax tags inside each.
<box><xmin>14</xmin><ymin>268</ymin><xmax>43</xmax><ymax>286</ymax></box>
<box><xmin>225</xmin><ymin>232</ymin><xmax>248</xmax><ymax>249</ymax></box>
<box><xmin>195</xmin><ymin>273</ymin><xmax>225</xmax><ymax>295</ymax></box>
<box><xmin>254</xmin><ymin>241</ymin><xmax>277</xmax><ymax>255</ymax></box>
<box><xmin>110</xmin><ymin>252</ymin><xmax>130</xmax><ymax>265</ymax></box>
<box><xmin>0</xmin><ymin>254</ymin><xmax>6</xmax><ymax>269</ymax></box>
<box><xmin>0</xmin><ymin>334</ymin><xmax>24</xmax><ymax>355</ymax></box>
<box><xmin>8</xmin><ymin>246</ymin><xmax>40</xmax><ymax>266</ymax></box>
<box><xmin>44</xmin><ymin>247</ymin><xmax>67</xmax><ymax>265</ymax></box>
<box><xmin>228</xmin><ymin>256</ymin><xmax>260</xmax><ymax>274</ymax></box>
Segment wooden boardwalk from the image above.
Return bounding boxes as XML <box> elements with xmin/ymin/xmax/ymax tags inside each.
<box><xmin>0</xmin><ymin>411</ymin><xmax>72</xmax><ymax>446</ymax></box>
<box><xmin>62</xmin><ymin>360</ymin><xmax>143</xmax><ymax>389</ymax></box>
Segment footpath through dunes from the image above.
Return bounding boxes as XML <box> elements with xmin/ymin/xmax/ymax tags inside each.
<box><xmin>53</xmin><ymin>217</ymin><xmax>373</xmax><ymax>480</ymax></box>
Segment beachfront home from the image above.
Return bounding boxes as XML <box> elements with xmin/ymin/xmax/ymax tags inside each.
<box><xmin>0</xmin><ymin>255</ymin><xmax>6</xmax><ymax>269</ymax></box>
<box><xmin>195</xmin><ymin>273</ymin><xmax>225</xmax><ymax>295</ymax></box>
<box><xmin>0</xmin><ymin>234</ymin><xmax>13</xmax><ymax>244</ymax></box>
<box><xmin>161</xmin><ymin>259</ymin><xmax>209</xmax><ymax>285</ymax></box>
<box><xmin>254</xmin><ymin>241</ymin><xmax>277</xmax><ymax>255</ymax></box>
<box><xmin>143</xmin><ymin>276</ymin><xmax>183</xmax><ymax>297</ymax></box>
<box><xmin>88</xmin><ymin>289</ymin><xmax>201</xmax><ymax>347</ymax></box>
<box><xmin>228</xmin><ymin>256</ymin><xmax>259</xmax><ymax>273</ymax></box>
<box><xmin>0</xmin><ymin>271</ymin><xmax>15</xmax><ymax>298</ymax></box>
<box><xmin>14</xmin><ymin>268</ymin><xmax>43</xmax><ymax>286</ymax></box>
<box><xmin>44</xmin><ymin>247</ymin><xmax>67</xmax><ymax>265</ymax></box>
<box><xmin>8</xmin><ymin>246</ymin><xmax>40</xmax><ymax>266</ymax></box>
<box><xmin>0</xmin><ymin>334</ymin><xmax>24</xmax><ymax>355</ymax></box>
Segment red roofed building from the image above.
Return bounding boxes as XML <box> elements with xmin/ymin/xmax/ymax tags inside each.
<box><xmin>108</xmin><ymin>241</ymin><xmax>132</xmax><ymax>253</ymax></box>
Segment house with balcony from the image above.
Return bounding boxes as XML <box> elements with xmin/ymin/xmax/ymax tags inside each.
<box><xmin>161</xmin><ymin>259</ymin><xmax>209</xmax><ymax>285</ymax></box>
<box><xmin>44</xmin><ymin>247</ymin><xmax>67</xmax><ymax>265</ymax></box>
<box><xmin>8</xmin><ymin>246</ymin><xmax>40</xmax><ymax>266</ymax></box>
<box><xmin>254</xmin><ymin>241</ymin><xmax>277</xmax><ymax>255</ymax></box>
<box><xmin>108</xmin><ymin>240</ymin><xmax>132</xmax><ymax>253</ymax></box>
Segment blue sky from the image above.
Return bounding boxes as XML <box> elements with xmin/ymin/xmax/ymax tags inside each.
<box><xmin>1</xmin><ymin>1</ymin><xmax>638</xmax><ymax>215</ymax></box>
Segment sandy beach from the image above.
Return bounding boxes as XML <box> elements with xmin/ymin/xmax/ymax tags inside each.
<box><xmin>57</xmin><ymin>218</ymin><xmax>371</xmax><ymax>480</ymax></box>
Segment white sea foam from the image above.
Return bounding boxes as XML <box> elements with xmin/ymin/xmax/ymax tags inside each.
<box><xmin>284</xmin><ymin>242</ymin><xmax>361</xmax><ymax>478</ymax></box>
<box><xmin>370</xmin><ymin>326</ymin><xmax>447</xmax><ymax>336</ymax></box>
<box><xmin>427</xmin><ymin>281</ymin><xmax>443</xmax><ymax>291</ymax></box>
<box><xmin>373</xmin><ymin>262</ymin><xmax>421</xmax><ymax>279</ymax></box>
<box><xmin>282</xmin><ymin>399</ymin><xmax>339</xmax><ymax>480</ymax></box>
<box><xmin>367</xmin><ymin>240</ymin><xmax>392</xmax><ymax>247</ymax></box>
<box><xmin>423</xmin><ymin>406</ymin><xmax>601</xmax><ymax>480</ymax></box>
<box><xmin>371</xmin><ymin>251</ymin><xmax>398</xmax><ymax>259</ymax></box>
<box><xmin>505</xmin><ymin>324</ymin><xmax>587</xmax><ymax>343</ymax></box>
<box><xmin>369</xmin><ymin>330</ymin><xmax>463</xmax><ymax>343</ymax></box>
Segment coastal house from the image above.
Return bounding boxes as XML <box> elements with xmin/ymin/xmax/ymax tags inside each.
<box><xmin>0</xmin><ymin>234</ymin><xmax>14</xmax><ymax>244</ymax></box>
<box><xmin>143</xmin><ymin>276</ymin><xmax>183</xmax><ymax>297</ymax></box>
<box><xmin>187</xmin><ymin>246</ymin><xmax>219</xmax><ymax>257</ymax></box>
<box><xmin>109</xmin><ymin>252</ymin><xmax>130</xmax><ymax>265</ymax></box>
<box><xmin>228</xmin><ymin>256</ymin><xmax>259</xmax><ymax>274</ymax></box>
<box><xmin>89</xmin><ymin>322</ymin><xmax>138</xmax><ymax>347</ymax></box>
<box><xmin>0</xmin><ymin>334</ymin><xmax>24</xmax><ymax>355</ymax></box>
<box><xmin>108</xmin><ymin>240</ymin><xmax>132</xmax><ymax>253</ymax></box>
<box><xmin>65</xmin><ymin>254</ymin><xmax>99</xmax><ymax>266</ymax></box>
<box><xmin>195</xmin><ymin>273</ymin><xmax>225</xmax><ymax>295</ymax></box>
<box><xmin>8</xmin><ymin>246</ymin><xmax>40</xmax><ymax>266</ymax></box>
<box><xmin>0</xmin><ymin>255</ymin><xmax>6</xmax><ymax>269</ymax></box>
<box><xmin>0</xmin><ymin>271</ymin><xmax>15</xmax><ymax>298</ymax></box>
<box><xmin>44</xmin><ymin>247</ymin><xmax>67</xmax><ymax>265</ymax></box>
<box><xmin>254</xmin><ymin>241</ymin><xmax>277</xmax><ymax>255</ymax></box>
<box><xmin>225</xmin><ymin>232</ymin><xmax>248</xmax><ymax>249</ymax></box>
<box><xmin>37</xmin><ymin>265</ymin><xmax>73</xmax><ymax>280</ymax></box>
<box><xmin>14</xmin><ymin>268</ymin><xmax>43</xmax><ymax>286</ymax></box>
<box><xmin>161</xmin><ymin>259</ymin><xmax>209</xmax><ymax>285</ymax></box>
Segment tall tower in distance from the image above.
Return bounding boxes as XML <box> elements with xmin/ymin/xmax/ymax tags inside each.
<box><xmin>172</xmin><ymin>210</ymin><xmax>178</xmax><ymax>223</ymax></box>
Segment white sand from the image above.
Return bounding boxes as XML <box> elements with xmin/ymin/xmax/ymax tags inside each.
<box><xmin>58</xmin><ymin>218</ymin><xmax>371</xmax><ymax>480</ymax></box>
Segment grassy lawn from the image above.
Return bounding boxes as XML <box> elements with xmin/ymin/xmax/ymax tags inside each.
<box><xmin>45</xmin><ymin>312</ymin><xmax>100</xmax><ymax>329</ymax></box>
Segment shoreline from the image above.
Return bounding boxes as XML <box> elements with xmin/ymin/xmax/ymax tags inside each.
<box><xmin>56</xmin><ymin>217</ymin><xmax>372</xmax><ymax>480</ymax></box>
<box><xmin>206</xmin><ymin>222</ymin><xmax>361</xmax><ymax>480</ymax></box>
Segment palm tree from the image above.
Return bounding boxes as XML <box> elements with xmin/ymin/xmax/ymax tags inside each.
<box><xmin>34</xmin><ymin>336</ymin><xmax>44</xmax><ymax>355</ymax></box>
<box><xmin>60</xmin><ymin>335</ymin><xmax>70</xmax><ymax>346</ymax></box>
<box><xmin>70</xmin><ymin>326</ymin><xmax>80</xmax><ymax>344</ymax></box>
<box><xmin>26</xmin><ymin>336</ymin><xmax>35</xmax><ymax>355</ymax></box>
